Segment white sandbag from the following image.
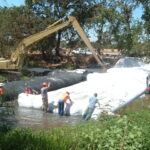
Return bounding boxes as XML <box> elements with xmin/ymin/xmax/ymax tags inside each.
<box><xmin>18</xmin><ymin>93</ymin><xmax>42</xmax><ymax>109</ymax></box>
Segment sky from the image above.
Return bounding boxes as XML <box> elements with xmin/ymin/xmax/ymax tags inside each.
<box><xmin>0</xmin><ymin>0</ymin><xmax>25</xmax><ymax>7</ymax></box>
<box><xmin>0</xmin><ymin>0</ymin><xmax>143</xmax><ymax>19</ymax></box>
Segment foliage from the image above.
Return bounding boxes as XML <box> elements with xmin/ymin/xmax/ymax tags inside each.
<box><xmin>89</xmin><ymin>0</ymin><xmax>149</xmax><ymax>57</ymax></box>
<box><xmin>0</xmin><ymin>109</ymin><xmax>150</xmax><ymax>150</ymax></box>
<box><xmin>0</xmin><ymin>0</ymin><xmax>150</xmax><ymax>62</ymax></box>
<box><xmin>137</xmin><ymin>0</ymin><xmax>150</xmax><ymax>34</ymax></box>
<box><xmin>0</xmin><ymin>75</ymin><xmax>6</xmax><ymax>81</ymax></box>
<box><xmin>56</xmin><ymin>62</ymin><xmax>74</xmax><ymax>70</ymax></box>
<box><xmin>25</xmin><ymin>0</ymin><xmax>97</xmax><ymax>55</ymax></box>
<box><xmin>0</xmin><ymin>6</ymin><xmax>55</xmax><ymax>59</ymax></box>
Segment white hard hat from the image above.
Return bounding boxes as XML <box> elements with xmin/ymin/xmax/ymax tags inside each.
<box><xmin>0</xmin><ymin>83</ymin><xmax>4</xmax><ymax>86</ymax></box>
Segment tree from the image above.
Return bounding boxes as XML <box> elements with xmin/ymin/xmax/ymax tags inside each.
<box><xmin>136</xmin><ymin>0</ymin><xmax>150</xmax><ymax>35</ymax></box>
<box><xmin>0</xmin><ymin>6</ymin><xmax>56</xmax><ymax>60</ymax></box>
<box><xmin>93</xmin><ymin>0</ymin><xmax>144</xmax><ymax>56</ymax></box>
<box><xmin>25</xmin><ymin>0</ymin><xmax>97</xmax><ymax>56</ymax></box>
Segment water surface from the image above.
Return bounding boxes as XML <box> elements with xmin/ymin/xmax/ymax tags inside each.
<box><xmin>0</xmin><ymin>95</ymin><xmax>150</xmax><ymax>129</ymax></box>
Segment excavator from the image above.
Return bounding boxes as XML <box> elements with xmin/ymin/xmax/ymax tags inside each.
<box><xmin>0</xmin><ymin>16</ymin><xmax>106</xmax><ymax>70</ymax></box>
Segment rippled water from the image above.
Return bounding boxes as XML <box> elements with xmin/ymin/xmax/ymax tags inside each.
<box><xmin>0</xmin><ymin>105</ymin><xmax>82</xmax><ymax>130</ymax></box>
<box><xmin>15</xmin><ymin>107</ymin><xmax>82</xmax><ymax>129</ymax></box>
<box><xmin>0</xmin><ymin>107</ymin><xmax>81</xmax><ymax>129</ymax></box>
<box><xmin>0</xmin><ymin>95</ymin><xmax>150</xmax><ymax>129</ymax></box>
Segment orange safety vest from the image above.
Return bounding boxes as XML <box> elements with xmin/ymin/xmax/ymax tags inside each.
<box><xmin>60</xmin><ymin>93</ymin><xmax>69</xmax><ymax>102</ymax></box>
<box><xmin>0</xmin><ymin>87</ymin><xmax>4</xmax><ymax>95</ymax></box>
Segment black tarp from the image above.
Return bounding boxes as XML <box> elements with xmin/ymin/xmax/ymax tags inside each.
<box><xmin>3</xmin><ymin>70</ymin><xmax>87</xmax><ymax>99</ymax></box>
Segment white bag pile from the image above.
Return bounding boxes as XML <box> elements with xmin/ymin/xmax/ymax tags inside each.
<box><xmin>18</xmin><ymin>57</ymin><xmax>150</xmax><ymax>118</ymax></box>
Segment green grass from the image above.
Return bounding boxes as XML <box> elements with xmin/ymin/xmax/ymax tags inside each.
<box><xmin>0</xmin><ymin>108</ymin><xmax>150</xmax><ymax>150</ymax></box>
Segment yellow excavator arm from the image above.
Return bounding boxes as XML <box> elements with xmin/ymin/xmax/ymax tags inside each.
<box><xmin>0</xmin><ymin>16</ymin><xmax>105</xmax><ymax>70</ymax></box>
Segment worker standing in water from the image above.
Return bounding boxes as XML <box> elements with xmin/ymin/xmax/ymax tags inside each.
<box><xmin>58</xmin><ymin>92</ymin><xmax>73</xmax><ymax>116</ymax></box>
<box><xmin>146</xmin><ymin>74</ymin><xmax>150</xmax><ymax>87</ymax></box>
<box><xmin>0</xmin><ymin>83</ymin><xmax>5</xmax><ymax>106</ymax></box>
<box><xmin>83</xmin><ymin>93</ymin><xmax>100</xmax><ymax>121</ymax></box>
<box><xmin>25</xmin><ymin>83</ymin><xmax>38</xmax><ymax>96</ymax></box>
<box><xmin>41</xmin><ymin>82</ymin><xmax>51</xmax><ymax>112</ymax></box>
<box><xmin>146</xmin><ymin>74</ymin><xmax>150</xmax><ymax>94</ymax></box>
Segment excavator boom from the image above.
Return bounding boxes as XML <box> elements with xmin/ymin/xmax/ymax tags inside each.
<box><xmin>0</xmin><ymin>16</ymin><xmax>105</xmax><ymax>70</ymax></box>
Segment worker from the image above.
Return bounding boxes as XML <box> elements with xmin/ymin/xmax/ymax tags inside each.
<box><xmin>146</xmin><ymin>75</ymin><xmax>150</xmax><ymax>87</ymax></box>
<box><xmin>146</xmin><ymin>74</ymin><xmax>150</xmax><ymax>94</ymax></box>
<box><xmin>48</xmin><ymin>101</ymin><xmax>55</xmax><ymax>113</ymax></box>
<box><xmin>0</xmin><ymin>83</ymin><xmax>5</xmax><ymax>105</ymax></box>
<box><xmin>25</xmin><ymin>86</ymin><xmax>33</xmax><ymax>95</ymax></box>
<box><xmin>147</xmin><ymin>84</ymin><xmax>150</xmax><ymax>94</ymax></box>
<box><xmin>41</xmin><ymin>82</ymin><xmax>51</xmax><ymax>112</ymax></box>
<box><xmin>58</xmin><ymin>92</ymin><xmax>73</xmax><ymax>116</ymax></box>
<box><xmin>64</xmin><ymin>101</ymin><xmax>73</xmax><ymax>116</ymax></box>
<box><xmin>25</xmin><ymin>83</ymin><xmax>38</xmax><ymax>95</ymax></box>
<box><xmin>83</xmin><ymin>93</ymin><xmax>100</xmax><ymax>121</ymax></box>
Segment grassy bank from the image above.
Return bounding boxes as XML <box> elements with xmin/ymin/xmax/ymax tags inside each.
<box><xmin>0</xmin><ymin>108</ymin><xmax>150</xmax><ymax>150</ymax></box>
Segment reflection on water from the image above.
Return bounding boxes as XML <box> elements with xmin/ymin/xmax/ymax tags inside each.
<box><xmin>16</xmin><ymin>107</ymin><xmax>82</xmax><ymax>129</ymax></box>
<box><xmin>0</xmin><ymin>95</ymin><xmax>150</xmax><ymax>129</ymax></box>
<box><xmin>0</xmin><ymin>105</ymin><xmax>81</xmax><ymax>130</ymax></box>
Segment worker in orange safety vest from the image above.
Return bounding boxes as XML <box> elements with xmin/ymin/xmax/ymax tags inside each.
<box><xmin>58</xmin><ymin>92</ymin><xmax>73</xmax><ymax>116</ymax></box>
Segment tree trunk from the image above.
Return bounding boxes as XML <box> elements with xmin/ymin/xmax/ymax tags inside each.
<box><xmin>55</xmin><ymin>30</ymin><xmax>62</xmax><ymax>56</ymax></box>
<box><xmin>41</xmin><ymin>49</ymin><xmax>46</xmax><ymax>60</ymax></box>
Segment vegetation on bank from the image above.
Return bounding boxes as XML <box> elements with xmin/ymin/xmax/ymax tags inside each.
<box><xmin>0</xmin><ymin>108</ymin><xmax>150</xmax><ymax>150</ymax></box>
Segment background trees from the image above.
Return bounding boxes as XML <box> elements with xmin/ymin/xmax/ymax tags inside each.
<box><xmin>25</xmin><ymin>0</ymin><xmax>96</xmax><ymax>55</ymax></box>
<box><xmin>0</xmin><ymin>0</ymin><xmax>149</xmax><ymax>60</ymax></box>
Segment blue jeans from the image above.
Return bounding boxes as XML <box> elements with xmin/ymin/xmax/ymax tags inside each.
<box><xmin>58</xmin><ymin>99</ymin><xmax>64</xmax><ymax>116</ymax></box>
<box><xmin>83</xmin><ymin>107</ymin><xmax>95</xmax><ymax>121</ymax></box>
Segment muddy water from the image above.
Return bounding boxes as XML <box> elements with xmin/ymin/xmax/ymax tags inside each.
<box><xmin>15</xmin><ymin>107</ymin><xmax>82</xmax><ymax>129</ymax></box>
<box><xmin>117</xmin><ymin>94</ymin><xmax>150</xmax><ymax>114</ymax></box>
<box><xmin>0</xmin><ymin>105</ymin><xmax>82</xmax><ymax>130</ymax></box>
<box><xmin>0</xmin><ymin>95</ymin><xmax>150</xmax><ymax>129</ymax></box>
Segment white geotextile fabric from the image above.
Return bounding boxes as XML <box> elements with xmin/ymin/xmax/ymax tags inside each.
<box><xmin>18</xmin><ymin>57</ymin><xmax>150</xmax><ymax>118</ymax></box>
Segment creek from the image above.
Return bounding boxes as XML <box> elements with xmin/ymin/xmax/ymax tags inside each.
<box><xmin>0</xmin><ymin>57</ymin><xmax>150</xmax><ymax>129</ymax></box>
<box><xmin>0</xmin><ymin>94</ymin><xmax>149</xmax><ymax>130</ymax></box>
